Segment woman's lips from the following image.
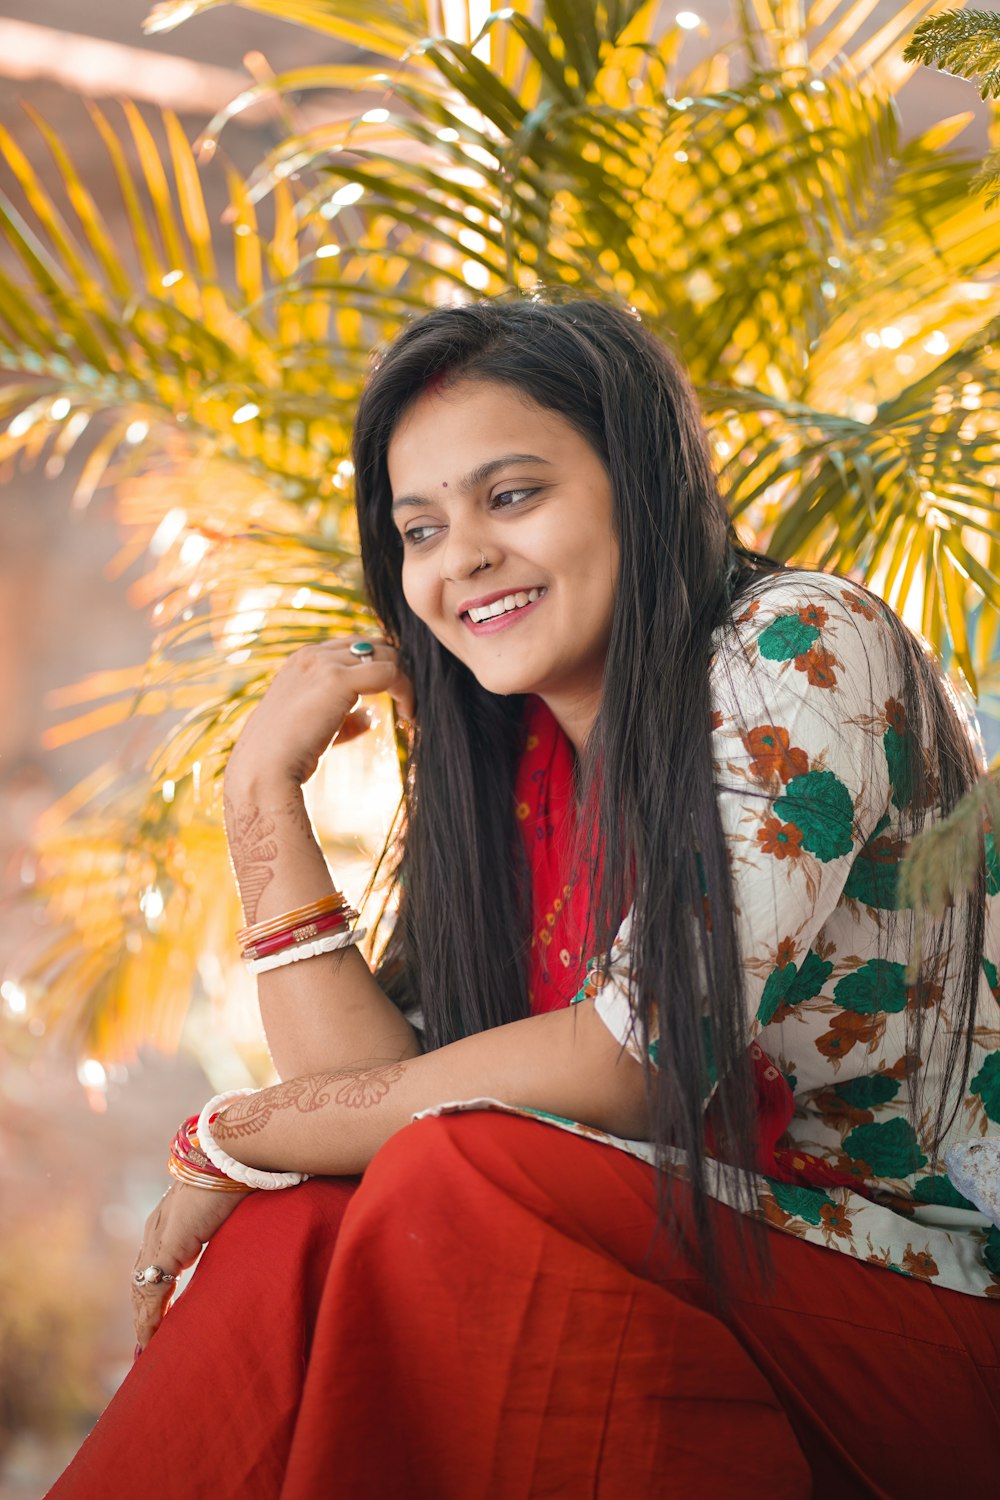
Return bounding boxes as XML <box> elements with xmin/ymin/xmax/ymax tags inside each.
<box><xmin>461</xmin><ymin>592</ymin><xmax>546</xmax><ymax>636</ymax></box>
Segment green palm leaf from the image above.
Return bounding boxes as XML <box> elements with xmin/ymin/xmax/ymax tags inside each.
<box><xmin>3</xmin><ymin>0</ymin><xmax>999</xmax><ymax>1061</ymax></box>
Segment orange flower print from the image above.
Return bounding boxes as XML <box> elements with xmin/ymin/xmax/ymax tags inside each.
<box><xmin>814</xmin><ymin>1011</ymin><xmax>880</xmax><ymax>1061</ymax></box>
<box><xmin>905</xmin><ymin>981</ymin><xmax>941</xmax><ymax>1011</ymax></box>
<box><xmin>795</xmin><ymin>644</ymin><xmax>838</xmax><ymax>689</ymax></box>
<box><xmin>884</xmin><ymin>697</ymin><xmax>907</xmax><ymax>735</ymax></box>
<box><xmin>709</xmin><ymin>708</ymin><xmax>723</xmax><ymax>732</ymax></box>
<box><xmin>819</xmin><ymin>1202</ymin><xmax>852</xmax><ymax>1239</ymax></box>
<box><xmin>759</xmin><ymin>1195</ymin><xmax>792</xmax><ymax>1229</ymax></box>
<box><xmin>841</xmin><ymin>589</ymin><xmax>877</xmax><ymax>620</ymax></box>
<box><xmin>814</xmin><ymin>1087</ymin><xmax>873</xmax><ymax>1130</ymax></box>
<box><xmin>742</xmin><ymin>725</ymin><xmax>809</xmax><ymax>784</ymax></box>
<box><xmin>901</xmin><ymin>1246</ymin><xmax>939</xmax><ymax>1281</ymax></box>
<box><xmin>798</xmin><ymin>604</ymin><xmax>828</xmax><ymax>629</ymax></box>
<box><xmin>775</xmin><ymin>936</ymin><xmax>798</xmax><ymax>970</ymax></box>
<box><xmin>736</xmin><ymin>599</ymin><xmax>760</xmax><ymax>625</ymax></box>
<box><xmin>757</xmin><ymin>817</ymin><xmax>804</xmax><ymax>860</ymax></box>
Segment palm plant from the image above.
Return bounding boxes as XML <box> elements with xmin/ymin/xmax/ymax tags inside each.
<box><xmin>1</xmin><ymin>0</ymin><xmax>999</xmax><ymax>1068</ymax></box>
<box><xmin>904</xmin><ymin>7</ymin><xmax>1000</xmax><ymax>205</ymax></box>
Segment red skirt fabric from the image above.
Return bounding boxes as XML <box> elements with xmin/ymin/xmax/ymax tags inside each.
<box><xmin>50</xmin><ymin>1112</ymin><xmax>1000</xmax><ymax>1499</ymax></box>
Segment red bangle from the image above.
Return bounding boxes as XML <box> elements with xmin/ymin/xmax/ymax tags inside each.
<box><xmin>240</xmin><ymin>907</ymin><xmax>358</xmax><ymax>961</ymax></box>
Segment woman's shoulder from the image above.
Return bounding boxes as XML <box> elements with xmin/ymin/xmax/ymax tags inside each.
<box><xmin>715</xmin><ymin>568</ymin><xmax>892</xmax><ymax>643</ymax></box>
<box><xmin>710</xmin><ymin>567</ymin><xmax>902</xmax><ymax>708</ymax></box>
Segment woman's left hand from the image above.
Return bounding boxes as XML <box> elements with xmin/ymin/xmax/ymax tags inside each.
<box><xmin>131</xmin><ymin>1181</ymin><xmax>252</xmax><ymax>1351</ymax></box>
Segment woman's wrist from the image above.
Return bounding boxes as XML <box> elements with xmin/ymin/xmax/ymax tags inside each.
<box><xmin>223</xmin><ymin>761</ymin><xmax>304</xmax><ymax>803</ymax></box>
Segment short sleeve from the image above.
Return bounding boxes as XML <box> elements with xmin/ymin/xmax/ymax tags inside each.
<box><xmin>591</xmin><ymin>574</ymin><xmax>904</xmax><ymax>1097</ymax></box>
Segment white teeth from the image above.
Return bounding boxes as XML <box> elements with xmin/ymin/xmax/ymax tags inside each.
<box><xmin>467</xmin><ymin>588</ymin><xmax>545</xmax><ymax>624</ymax></box>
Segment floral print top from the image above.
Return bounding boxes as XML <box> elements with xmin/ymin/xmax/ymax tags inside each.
<box><xmin>420</xmin><ymin>573</ymin><xmax>1000</xmax><ymax>1297</ymax></box>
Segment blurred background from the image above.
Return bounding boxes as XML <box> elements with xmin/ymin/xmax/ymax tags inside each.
<box><xmin>1</xmin><ymin>1</ymin><xmax>998</xmax><ymax>1492</ymax></box>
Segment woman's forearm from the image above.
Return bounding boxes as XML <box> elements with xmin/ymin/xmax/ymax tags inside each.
<box><xmin>224</xmin><ymin>769</ymin><xmax>421</xmax><ymax>1080</ymax></box>
<box><xmin>210</xmin><ymin>1000</ymin><xmax>651</xmax><ymax>1177</ymax></box>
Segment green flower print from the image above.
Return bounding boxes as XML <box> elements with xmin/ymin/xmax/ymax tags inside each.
<box><xmin>791</xmin><ymin>949</ymin><xmax>836</xmax><ymax>1003</ymax></box>
<box><xmin>833</xmin><ymin>1074</ymin><xmax>900</xmax><ymax>1109</ymax></box>
<box><xmin>843</xmin><ymin>814</ymin><xmax>904</xmax><ymax>910</ymax></box>
<box><xmin>912</xmin><ymin>1174</ymin><xmax>977</xmax><ymax>1213</ymax></box>
<box><xmin>986</xmin><ymin>831</ymin><xmax>999</xmax><ymax>898</ymax></box>
<box><xmin>775</xmin><ymin>770</ymin><xmax>855</xmax><ymax>861</ymax></box>
<box><xmin>758</xmin><ymin>964</ymin><xmax>797</xmax><ymax>1025</ymax></box>
<box><xmin>757</xmin><ymin>614</ymin><xmax>821</xmax><ymax>661</ymax></box>
<box><xmin>768</xmin><ymin>1181</ymin><xmax>835</xmax><ymax>1225</ymax></box>
<box><xmin>757</xmin><ymin>948</ymin><xmax>834</xmax><ymax>1025</ymax></box>
<box><xmin>985</xmin><ymin>1227</ymin><xmax>1000</xmax><ymax>1277</ymax></box>
<box><xmin>984</xmin><ymin>956</ymin><xmax>1000</xmax><ymax>1002</ymax></box>
<box><xmin>843</xmin><ymin>1117</ymin><xmax>928</xmax><ymax>1176</ymax></box>
<box><xmin>883</xmin><ymin>726</ymin><xmax>915</xmax><ymax>812</ymax></box>
<box><xmin>834</xmin><ymin>958</ymin><xmax>907</xmax><ymax>1015</ymax></box>
<box><xmin>970</xmin><ymin>1050</ymin><xmax>1000</xmax><ymax>1124</ymax></box>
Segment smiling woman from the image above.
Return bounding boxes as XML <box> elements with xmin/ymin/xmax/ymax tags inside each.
<box><xmin>48</xmin><ymin>297</ymin><xmax>1000</xmax><ymax>1499</ymax></box>
<box><xmin>389</xmin><ymin>382</ymin><xmax>618</xmax><ymax>742</ymax></box>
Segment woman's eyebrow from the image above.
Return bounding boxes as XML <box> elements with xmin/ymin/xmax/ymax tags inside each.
<box><xmin>390</xmin><ymin>453</ymin><xmax>552</xmax><ymax>514</ymax></box>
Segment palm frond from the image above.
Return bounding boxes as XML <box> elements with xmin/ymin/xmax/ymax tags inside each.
<box><xmin>902</xmin><ymin>7</ymin><xmax>1000</xmax><ymax>100</ymax></box>
<box><xmin>4</xmin><ymin>0</ymin><xmax>1000</xmax><ymax>1060</ymax></box>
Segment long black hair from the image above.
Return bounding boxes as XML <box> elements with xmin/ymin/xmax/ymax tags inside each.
<box><xmin>352</xmin><ymin>295</ymin><xmax>986</xmax><ymax>1285</ymax></box>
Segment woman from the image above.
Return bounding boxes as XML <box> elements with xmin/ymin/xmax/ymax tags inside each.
<box><xmin>51</xmin><ymin>298</ymin><xmax>1000</xmax><ymax>1499</ymax></box>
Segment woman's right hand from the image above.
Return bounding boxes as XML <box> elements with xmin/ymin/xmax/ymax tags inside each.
<box><xmin>225</xmin><ymin>637</ymin><xmax>415</xmax><ymax>791</ymax></box>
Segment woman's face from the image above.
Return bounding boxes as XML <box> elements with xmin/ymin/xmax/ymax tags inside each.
<box><xmin>387</xmin><ymin>378</ymin><xmax>619</xmax><ymax>749</ymax></box>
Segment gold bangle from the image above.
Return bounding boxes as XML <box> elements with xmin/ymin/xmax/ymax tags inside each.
<box><xmin>167</xmin><ymin>1156</ymin><xmax>252</xmax><ymax>1193</ymax></box>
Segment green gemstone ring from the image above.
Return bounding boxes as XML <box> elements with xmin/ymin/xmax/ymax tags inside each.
<box><xmin>349</xmin><ymin>640</ymin><xmax>376</xmax><ymax>659</ymax></box>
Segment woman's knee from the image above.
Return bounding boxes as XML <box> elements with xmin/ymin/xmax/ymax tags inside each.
<box><xmin>357</xmin><ymin>1109</ymin><xmax>609</xmax><ymax>1238</ymax></box>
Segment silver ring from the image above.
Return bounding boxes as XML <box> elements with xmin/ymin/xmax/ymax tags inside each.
<box><xmin>133</xmin><ymin>1264</ymin><xmax>176</xmax><ymax>1287</ymax></box>
<box><xmin>349</xmin><ymin>640</ymin><xmax>376</xmax><ymax>659</ymax></box>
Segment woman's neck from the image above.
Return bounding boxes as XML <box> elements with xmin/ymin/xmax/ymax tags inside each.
<box><xmin>539</xmin><ymin>686</ymin><xmax>600</xmax><ymax>757</ymax></box>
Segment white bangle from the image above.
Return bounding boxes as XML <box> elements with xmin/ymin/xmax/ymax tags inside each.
<box><xmin>244</xmin><ymin>927</ymin><xmax>367</xmax><ymax>976</ymax></box>
<box><xmin>197</xmin><ymin>1090</ymin><xmax>309</xmax><ymax>1191</ymax></box>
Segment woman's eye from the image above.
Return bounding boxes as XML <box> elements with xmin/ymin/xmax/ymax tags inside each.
<box><xmin>402</xmin><ymin>524</ymin><xmax>441</xmax><ymax>546</ymax></box>
<box><xmin>492</xmin><ymin>487</ymin><xmax>538</xmax><ymax>510</ymax></box>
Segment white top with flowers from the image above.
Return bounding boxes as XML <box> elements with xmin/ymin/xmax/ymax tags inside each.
<box><xmin>422</xmin><ymin>573</ymin><xmax>1000</xmax><ymax>1297</ymax></box>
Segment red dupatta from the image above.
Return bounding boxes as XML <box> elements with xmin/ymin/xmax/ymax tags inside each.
<box><xmin>513</xmin><ymin>693</ymin><xmax>854</xmax><ymax>1189</ymax></box>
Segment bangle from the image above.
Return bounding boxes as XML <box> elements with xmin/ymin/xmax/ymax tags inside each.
<box><xmin>167</xmin><ymin>1155</ymin><xmax>252</xmax><ymax>1192</ymax></box>
<box><xmin>236</xmin><ymin>893</ymin><xmax>349</xmax><ymax>949</ymax></box>
<box><xmin>240</xmin><ymin>907</ymin><xmax>359</xmax><ymax>962</ymax></box>
<box><xmin>197</xmin><ymin>1090</ymin><xmax>310</xmax><ymax>1192</ymax></box>
<box><xmin>245</xmin><ymin>927</ymin><xmax>367</xmax><ymax>976</ymax></box>
<box><xmin>167</xmin><ymin>1115</ymin><xmax>253</xmax><ymax>1193</ymax></box>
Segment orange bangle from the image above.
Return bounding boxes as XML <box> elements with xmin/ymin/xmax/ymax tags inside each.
<box><xmin>236</xmin><ymin>892</ymin><xmax>348</xmax><ymax>948</ymax></box>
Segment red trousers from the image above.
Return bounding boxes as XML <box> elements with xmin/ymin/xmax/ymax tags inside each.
<box><xmin>51</xmin><ymin>1112</ymin><xmax>1000</xmax><ymax>1499</ymax></box>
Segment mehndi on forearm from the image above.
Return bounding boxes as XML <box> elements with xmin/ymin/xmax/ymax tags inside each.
<box><xmin>212</xmin><ymin>1060</ymin><xmax>412</xmax><ymax>1176</ymax></box>
<box><xmin>222</xmin><ymin>779</ymin><xmax>420</xmax><ymax>1078</ymax></box>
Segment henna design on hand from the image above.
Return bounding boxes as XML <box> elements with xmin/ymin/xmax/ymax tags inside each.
<box><xmin>224</xmin><ymin>798</ymin><xmax>279</xmax><ymax>924</ymax></box>
<box><xmin>213</xmin><ymin>1064</ymin><xmax>406</xmax><ymax>1141</ymax></box>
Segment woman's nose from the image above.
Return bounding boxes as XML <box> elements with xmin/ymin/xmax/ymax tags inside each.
<box><xmin>440</xmin><ymin>527</ymin><xmax>491</xmax><ymax>581</ymax></box>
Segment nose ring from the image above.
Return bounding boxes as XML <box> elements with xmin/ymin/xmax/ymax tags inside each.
<box><xmin>477</xmin><ymin>550</ymin><xmax>487</xmax><ymax>572</ymax></box>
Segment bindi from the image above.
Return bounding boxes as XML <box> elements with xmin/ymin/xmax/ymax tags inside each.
<box><xmin>441</xmin><ymin>481</ymin><xmax>448</xmax><ymax>487</ymax></box>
